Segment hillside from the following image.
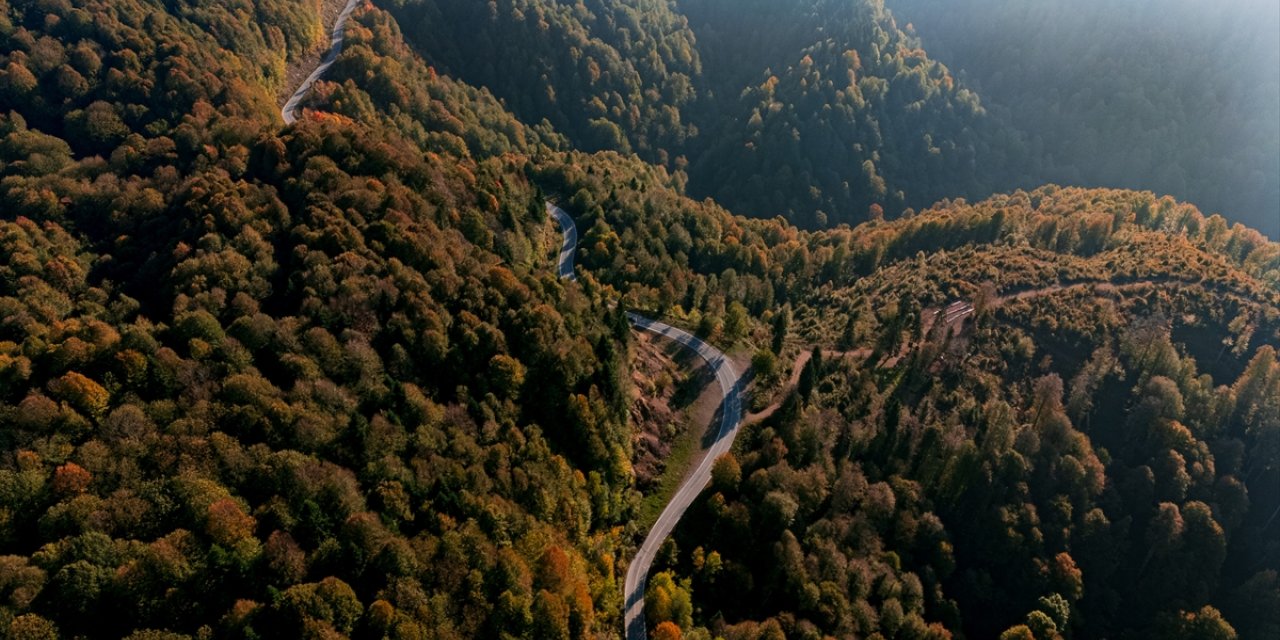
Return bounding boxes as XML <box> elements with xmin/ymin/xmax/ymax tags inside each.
<box><xmin>678</xmin><ymin>0</ymin><xmax>1021</xmax><ymax>227</ymax></box>
<box><xmin>0</xmin><ymin>0</ymin><xmax>1276</xmax><ymax>639</ymax></box>
<box><xmin>0</xmin><ymin>2</ymin><xmax>633</xmax><ymax>636</ymax></box>
<box><xmin>386</xmin><ymin>0</ymin><xmax>1023</xmax><ymax>228</ymax></box>
<box><xmin>385</xmin><ymin>0</ymin><xmax>1278</xmax><ymax>236</ymax></box>
<box><xmin>650</xmin><ymin>186</ymin><xmax>1280</xmax><ymax>639</ymax></box>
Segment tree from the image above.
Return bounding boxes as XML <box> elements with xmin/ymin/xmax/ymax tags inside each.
<box><xmin>7</xmin><ymin>615</ymin><xmax>58</xmax><ymax>640</ymax></box>
<box><xmin>489</xmin><ymin>354</ymin><xmax>527</xmax><ymax>398</ymax></box>
<box><xmin>646</xmin><ymin>571</ymin><xmax>693</xmax><ymax>630</ymax></box>
<box><xmin>206</xmin><ymin>498</ymin><xmax>256</xmax><ymax>546</ymax></box>
<box><xmin>0</xmin><ymin>556</ymin><xmax>47</xmax><ymax>611</ymax></box>
<box><xmin>1029</xmin><ymin>374</ymin><xmax>1064</xmax><ymax>429</ymax></box>
<box><xmin>1049</xmin><ymin>553</ymin><xmax>1083</xmax><ymax>602</ymax></box>
<box><xmin>711</xmin><ymin>453</ymin><xmax>741</xmax><ymax>494</ymax></box>
<box><xmin>654</xmin><ymin>620</ymin><xmax>683</xmax><ymax>640</ymax></box>
<box><xmin>1142</xmin><ymin>502</ymin><xmax>1184</xmax><ymax>574</ymax></box>
<box><xmin>724</xmin><ymin>302</ymin><xmax>749</xmax><ymax>343</ymax></box>
<box><xmin>1036</xmin><ymin>593</ymin><xmax>1070</xmax><ymax>632</ymax></box>
<box><xmin>51</xmin><ymin>462</ymin><xmax>91</xmax><ymax>496</ymax></box>
<box><xmin>760</xmin><ymin>491</ymin><xmax>799</xmax><ymax>533</ymax></box>
<box><xmin>771</xmin><ymin>307</ymin><xmax>791</xmax><ymax>354</ymax></box>
<box><xmin>532</xmin><ymin>590</ymin><xmax>570</xmax><ymax>640</ymax></box>
<box><xmin>752</xmin><ymin>349</ymin><xmax>779</xmax><ymax>384</ymax></box>
<box><xmin>999</xmin><ymin>625</ymin><xmax>1035</xmax><ymax>640</ymax></box>
<box><xmin>273</xmin><ymin>577</ymin><xmax>364</xmax><ymax>636</ymax></box>
<box><xmin>1025</xmin><ymin>610</ymin><xmax>1059</xmax><ymax>640</ymax></box>
<box><xmin>264</xmin><ymin>531</ymin><xmax>306</xmax><ymax>583</ymax></box>
<box><xmin>66</xmin><ymin>101</ymin><xmax>130</xmax><ymax>153</ymax></box>
<box><xmin>838</xmin><ymin>311</ymin><xmax>859</xmax><ymax>350</ymax></box>
<box><xmin>1158</xmin><ymin>605</ymin><xmax>1237</xmax><ymax>640</ymax></box>
<box><xmin>797</xmin><ymin>348</ymin><xmax>822</xmax><ymax>401</ymax></box>
<box><xmin>48</xmin><ymin>371</ymin><xmax>109</xmax><ymax>420</ymax></box>
<box><xmin>1176</xmin><ymin>501</ymin><xmax>1227</xmax><ymax>599</ymax></box>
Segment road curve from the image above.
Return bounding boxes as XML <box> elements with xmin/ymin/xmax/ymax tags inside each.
<box><xmin>622</xmin><ymin>315</ymin><xmax>743</xmax><ymax>640</ymax></box>
<box><xmin>548</xmin><ymin>203</ymin><xmax>744</xmax><ymax>640</ymax></box>
<box><xmin>547</xmin><ymin>202</ymin><xmax>578</xmax><ymax>281</ymax></box>
<box><xmin>281</xmin><ymin>0</ymin><xmax>363</xmax><ymax>125</ymax></box>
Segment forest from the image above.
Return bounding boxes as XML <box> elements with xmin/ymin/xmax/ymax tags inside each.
<box><xmin>648</xmin><ymin>187</ymin><xmax>1280</xmax><ymax>639</ymax></box>
<box><xmin>385</xmin><ymin>0</ymin><xmax>1024</xmax><ymax>228</ymax></box>
<box><xmin>382</xmin><ymin>0</ymin><xmax>1278</xmax><ymax>236</ymax></box>
<box><xmin>0</xmin><ymin>0</ymin><xmax>1276</xmax><ymax>639</ymax></box>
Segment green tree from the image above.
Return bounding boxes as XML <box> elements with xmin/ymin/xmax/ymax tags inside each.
<box><xmin>711</xmin><ymin>453</ymin><xmax>741</xmax><ymax>494</ymax></box>
<box><xmin>1158</xmin><ymin>605</ymin><xmax>1237</xmax><ymax>640</ymax></box>
<box><xmin>646</xmin><ymin>571</ymin><xmax>693</xmax><ymax>630</ymax></box>
<box><xmin>752</xmin><ymin>349</ymin><xmax>779</xmax><ymax>384</ymax></box>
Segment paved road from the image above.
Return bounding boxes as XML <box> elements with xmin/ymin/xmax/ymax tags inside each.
<box><xmin>281</xmin><ymin>0</ymin><xmax>363</xmax><ymax>125</ymax></box>
<box><xmin>621</xmin><ymin>314</ymin><xmax>743</xmax><ymax>640</ymax></box>
<box><xmin>547</xmin><ymin>202</ymin><xmax>578</xmax><ymax>281</ymax></box>
<box><xmin>548</xmin><ymin>204</ymin><xmax>744</xmax><ymax>640</ymax></box>
<box><xmin>290</xmin><ymin>15</ymin><xmax>741</xmax><ymax>625</ymax></box>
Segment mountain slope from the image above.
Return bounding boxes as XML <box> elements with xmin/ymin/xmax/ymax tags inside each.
<box><xmin>387</xmin><ymin>0</ymin><xmax>1021</xmax><ymax>228</ymax></box>
<box><xmin>653</xmin><ymin>186</ymin><xmax>1280</xmax><ymax>639</ymax></box>
<box><xmin>0</xmin><ymin>2</ymin><xmax>636</xmax><ymax>636</ymax></box>
<box><xmin>385</xmin><ymin>0</ymin><xmax>702</xmax><ymax>162</ymax></box>
<box><xmin>680</xmin><ymin>0</ymin><xmax>1021</xmax><ymax>226</ymax></box>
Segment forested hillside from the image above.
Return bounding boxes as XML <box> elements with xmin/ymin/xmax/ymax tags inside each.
<box><xmin>386</xmin><ymin>0</ymin><xmax>1024</xmax><ymax>228</ymax></box>
<box><xmin>0</xmin><ymin>0</ymin><xmax>1277</xmax><ymax>639</ymax></box>
<box><xmin>383</xmin><ymin>0</ymin><xmax>701</xmax><ymax>162</ymax></box>
<box><xmin>678</xmin><ymin>0</ymin><xmax>1022</xmax><ymax>227</ymax></box>
<box><xmin>886</xmin><ymin>0</ymin><xmax>1280</xmax><ymax>238</ymax></box>
<box><xmin>385</xmin><ymin>0</ymin><xmax>1278</xmax><ymax>235</ymax></box>
<box><xmin>647</xmin><ymin>187</ymin><xmax>1280</xmax><ymax>639</ymax></box>
<box><xmin>0</xmin><ymin>1</ymin><xmax>640</xmax><ymax>636</ymax></box>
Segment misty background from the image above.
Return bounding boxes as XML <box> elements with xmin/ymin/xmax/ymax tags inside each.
<box><xmin>887</xmin><ymin>0</ymin><xmax>1280</xmax><ymax>238</ymax></box>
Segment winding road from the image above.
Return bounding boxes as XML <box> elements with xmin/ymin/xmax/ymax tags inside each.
<box><xmin>281</xmin><ymin>0</ymin><xmax>363</xmax><ymax>125</ymax></box>
<box><xmin>547</xmin><ymin>203</ymin><xmax>579</xmax><ymax>281</ymax></box>
<box><xmin>546</xmin><ymin>203</ymin><xmax>744</xmax><ymax>640</ymax></box>
<box><xmin>285</xmin><ymin>16</ymin><xmax>744</xmax><ymax>635</ymax></box>
<box><xmin>284</xmin><ymin>22</ymin><xmax>1223</xmax><ymax>635</ymax></box>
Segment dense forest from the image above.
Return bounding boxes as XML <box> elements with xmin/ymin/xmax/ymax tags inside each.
<box><xmin>0</xmin><ymin>0</ymin><xmax>1276</xmax><ymax>639</ymax></box>
<box><xmin>0</xmin><ymin>1</ymin><xmax>639</xmax><ymax>636</ymax></box>
<box><xmin>649</xmin><ymin>187</ymin><xmax>1280</xmax><ymax>639</ymax></box>
<box><xmin>385</xmin><ymin>0</ymin><xmax>1026</xmax><ymax>228</ymax></box>
<box><xmin>381</xmin><ymin>0</ymin><xmax>1278</xmax><ymax>236</ymax></box>
<box><xmin>885</xmin><ymin>0</ymin><xmax>1280</xmax><ymax>238</ymax></box>
<box><xmin>677</xmin><ymin>0</ymin><xmax>1021</xmax><ymax>227</ymax></box>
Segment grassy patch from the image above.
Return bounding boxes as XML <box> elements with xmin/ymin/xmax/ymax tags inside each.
<box><xmin>637</xmin><ymin>416</ymin><xmax>701</xmax><ymax>531</ymax></box>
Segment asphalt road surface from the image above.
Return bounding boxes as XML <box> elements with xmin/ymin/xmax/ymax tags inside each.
<box><xmin>281</xmin><ymin>0</ymin><xmax>362</xmax><ymax>125</ymax></box>
<box><xmin>547</xmin><ymin>202</ymin><xmax>579</xmax><ymax>281</ymax></box>
<box><xmin>548</xmin><ymin>203</ymin><xmax>744</xmax><ymax>640</ymax></box>
<box><xmin>621</xmin><ymin>314</ymin><xmax>743</xmax><ymax>640</ymax></box>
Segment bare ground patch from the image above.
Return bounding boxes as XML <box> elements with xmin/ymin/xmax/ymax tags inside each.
<box><xmin>629</xmin><ymin>331</ymin><xmax>710</xmax><ymax>491</ymax></box>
